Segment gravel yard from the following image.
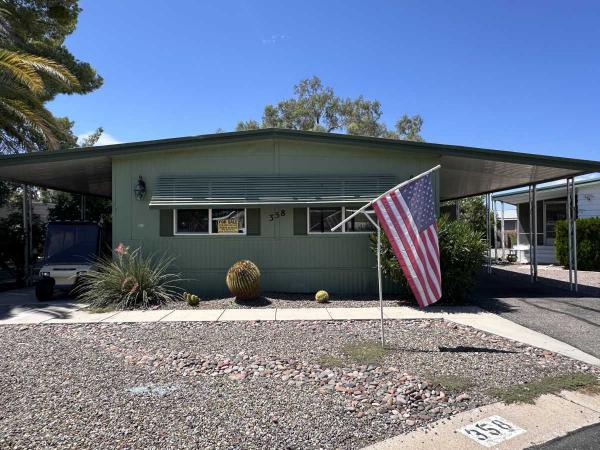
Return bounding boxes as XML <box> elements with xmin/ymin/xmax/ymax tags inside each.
<box><xmin>162</xmin><ymin>294</ymin><xmax>408</xmax><ymax>310</ymax></box>
<box><xmin>1</xmin><ymin>319</ymin><xmax>597</xmax><ymax>449</ymax></box>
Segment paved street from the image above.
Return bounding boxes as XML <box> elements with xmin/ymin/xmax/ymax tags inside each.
<box><xmin>530</xmin><ymin>423</ymin><xmax>600</xmax><ymax>449</ymax></box>
<box><xmin>472</xmin><ymin>267</ymin><xmax>600</xmax><ymax>360</ymax></box>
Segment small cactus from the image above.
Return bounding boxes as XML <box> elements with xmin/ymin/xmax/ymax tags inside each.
<box><xmin>226</xmin><ymin>260</ymin><xmax>261</xmax><ymax>300</ymax></box>
<box><xmin>315</xmin><ymin>290</ymin><xmax>329</xmax><ymax>303</ymax></box>
<box><xmin>188</xmin><ymin>294</ymin><xmax>200</xmax><ymax>306</ymax></box>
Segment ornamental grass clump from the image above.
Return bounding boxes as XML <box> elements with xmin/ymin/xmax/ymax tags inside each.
<box><xmin>75</xmin><ymin>244</ymin><xmax>181</xmax><ymax>310</ymax></box>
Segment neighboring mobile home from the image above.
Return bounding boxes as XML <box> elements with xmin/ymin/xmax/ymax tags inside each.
<box><xmin>0</xmin><ymin>129</ymin><xmax>599</xmax><ymax>295</ymax></box>
<box><xmin>493</xmin><ymin>177</ymin><xmax>600</xmax><ymax>264</ymax></box>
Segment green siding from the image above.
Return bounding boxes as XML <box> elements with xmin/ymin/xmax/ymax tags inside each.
<box><xmin>112</xmin><ymin>137</ymin><xmax>440</xmax><ymax>295</ymax></box>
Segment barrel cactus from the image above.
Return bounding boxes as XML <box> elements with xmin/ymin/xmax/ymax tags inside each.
<box><xmin>183</xmin><ymin>292</ymin><xmax>200</xmax><ymax>306</ymax></box>
<box><xmin>315</xmin><ymin>290</ymin><xmax>329</xmax><ymax>303</ymax></box>
<box><xmin>226</xmin><ymin>260</ymin><xmax>261</xmax><ymax>300</ymax></box>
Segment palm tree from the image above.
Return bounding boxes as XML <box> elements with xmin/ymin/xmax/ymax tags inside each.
<box><xmin>0</xmin><ymin>7</ymin><xmax>79</xmax><ymax>153</ymax></box>
<box><xmin>0</xmin><ymin>6</ymin><xmax>81</xmax><ymax>287</ymax></box>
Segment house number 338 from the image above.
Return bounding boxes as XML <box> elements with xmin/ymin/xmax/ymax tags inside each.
<box><xmin>269</xmin><ymin>209</ymin><xmax>286</xmax><ymax>221</ymax></box>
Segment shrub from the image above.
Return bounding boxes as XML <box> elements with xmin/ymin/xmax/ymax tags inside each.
<box><xmin>373</xmin><ymin>215</ymin><xmax>486</xmax><ymax>305</ymax></box>
<box><xmin>226</xmin><ymin>260</ymin><xmax>261</xmax><ymax>300</ymax></box>
<box><xmin>315</xmin><ymin>290</ymin><xmax>329</xmax><ymax>303</ymax></box>
<box><xmin>75</xmin><ymin>245</ymin><xmax>181</xmax><ymax>310</ymax></box>
<box><xmin>555</xmin><ymin>218</ymin><xmax>600</xmax><ymax>271</ymax></box>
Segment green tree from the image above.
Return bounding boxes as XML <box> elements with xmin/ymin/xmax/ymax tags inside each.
<box><xmin>236</xmin><ymin>76</ymin><xmax>423</xmax><ymax>141</ymax></box>
<box><xmin>0</xmin><ymin>1</ymin><xmax>103</xmax><ymax>285</ymax></box>
<box><xmin>457</xmin><ymin>196</ymin><xmax>489</xmax><ymax>238</ymax></box>
<box><xmin>0</xmin><ymin>3</ymin><xmax>89</xmax><ymax>152</ymax></box>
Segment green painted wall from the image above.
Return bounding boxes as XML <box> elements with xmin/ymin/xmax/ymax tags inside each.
<box><xmin>112</xmin><ymin>137</ymin><xmax>440</xmax><ymax>296</ymax></box>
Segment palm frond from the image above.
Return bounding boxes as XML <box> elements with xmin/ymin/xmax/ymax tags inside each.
<box><xmin>0</xmin><ymin>49</ymin><xmax>45</xmax><ymax>93</ymax></box>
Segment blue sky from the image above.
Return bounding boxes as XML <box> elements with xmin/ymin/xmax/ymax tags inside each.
<box><xmin>49</xmin><ymin>0</ymin><xmax>600</xmax><ymax>161</ymax></box>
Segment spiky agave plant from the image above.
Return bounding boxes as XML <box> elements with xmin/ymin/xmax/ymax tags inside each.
<box><xmin>75</xmin><ymin>246</ymin><xmax>182</xmax><ymax>310</ymax></box>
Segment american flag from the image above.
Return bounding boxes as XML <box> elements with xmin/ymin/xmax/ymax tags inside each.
<box><xmin>372</xmin><ymin>173</ymin><xmax>441</xmax><ymax>308</ymax></box>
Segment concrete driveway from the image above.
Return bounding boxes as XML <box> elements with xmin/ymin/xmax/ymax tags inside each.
<box><xmin>0</xmin><ymin>288</ymin><xmax>83</xmax><ymax>323</ymax></box>
<box><xmin>472</xmin><ymin>267</ymin><xmax>600</xmax><ymax>360</ymax></box>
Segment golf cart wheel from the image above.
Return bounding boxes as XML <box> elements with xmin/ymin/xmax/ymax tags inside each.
<box><xmin>35</xmin><ymin>278</ymin><xmax>54</xmax><ymax>301</ymax></box>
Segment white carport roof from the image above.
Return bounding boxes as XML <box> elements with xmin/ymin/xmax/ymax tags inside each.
<box><xmin>493</xmin><ymin>177</ymin><xmax>600</xmax><ymax>205</ymax></box>
<box><xmin>0</xmin><ymin>129</ymin><xmax>598</xmax><ymax>201</ymax></box>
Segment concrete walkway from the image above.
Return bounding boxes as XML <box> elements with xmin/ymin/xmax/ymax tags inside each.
<box><xmin>1</xmin><ymin>298</ymin><xmax>599</xmax><ymax>367</ymax></box>
<box><xmin>364</xmin><ymin>390</ymin><xmax>600</xmax><ymax>449</ymax></box>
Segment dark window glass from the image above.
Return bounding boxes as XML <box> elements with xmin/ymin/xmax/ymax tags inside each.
<box><xmin>176</xmin><ymin>209</ymin><xmax>209</xmax><ymax>233</ymax></box>
<box><xmin>345</xmin><ymin>209</ymin><xmax>376</xmax><ymax>232</ymax></box>
<box><xmin>44</xmin><ymin>224</ymin><xmax>99</xmax><ymax>264</ymax></box>
<box><xmin>309</xmin><ymin>208</ymin><xmax>342</xmax><ymax>233</ymax></box>
<box><xmin>211</xmin><ymin>209</ymin><xmax>246</xmax><ymax>234</ymax></box>
<box><xmin>545</xmin><ymin>202</ymin><xmax>566</xmax><ymax>240</ymax></box>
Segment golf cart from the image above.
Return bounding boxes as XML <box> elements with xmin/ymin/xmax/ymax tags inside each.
<box><xmin>35</xmin><ymin>221</ymin><xmax>109</xmax><ymax>301</ymax></box>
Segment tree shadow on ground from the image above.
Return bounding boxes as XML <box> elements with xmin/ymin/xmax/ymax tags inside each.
<box><xmin>0</xmin><ymin>305</ymin><xmax>72</xmax><ymax>321</ymax></box>
<box><xmin>475</xmin><ymin>268</ymin><xmax>600</xmax><ymax>299</ymax></box>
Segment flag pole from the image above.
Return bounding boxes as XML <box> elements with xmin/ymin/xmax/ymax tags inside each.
<box><xmin>331</xmin><ymin>164</ymin><xmax>442</xmax><ymax>232</ymax></box>
<box><xmin>377</xmin><ymin>217</ymin><xmax>385</xmax><ymax>347</ymax></box>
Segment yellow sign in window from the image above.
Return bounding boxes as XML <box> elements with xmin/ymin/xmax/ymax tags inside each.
<box><xmin>217</xmin><ymin>219</ymin><xmax>239</xmax><ymax>233</ymax></box>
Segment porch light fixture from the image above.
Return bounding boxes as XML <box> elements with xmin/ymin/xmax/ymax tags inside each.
<box><xmin>134</xmin><ymin>176</ymin><xmax>146</xmax><ymax>200</ymax></box>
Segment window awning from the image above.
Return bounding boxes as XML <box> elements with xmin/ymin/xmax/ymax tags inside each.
<box><xmin>148</xmin><ymin>175</ymin><xmax>399</xmax><ymax>207</ymax></box>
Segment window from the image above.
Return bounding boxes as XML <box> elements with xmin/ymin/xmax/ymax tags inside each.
<box><xmin>345</xmin><ymin>208</ymin><xmax>376</xmax><ymax>233</ymax></box>
<box><xmin>308</xmin><ymin>207</ymin><xmax>376</xmax><ymax>234</ymax></box>
<box><xmin>211</xmin><ymin>209</ymin><xmax>246</xmax><ymax>234</ymax></box>
<box><xmin>174</xmin><ymin>209</ymin><xmax>246</xmax><ymax>235</ymax></box>
<box><xmin>176</xmin><ymin>209</ymin><xmax>209</xmax><ymax>234</ymax></box>
<box><xmin>309</xmin><ymin>207</ymin><xmax>343</xmax><ymax>233</ymax></box>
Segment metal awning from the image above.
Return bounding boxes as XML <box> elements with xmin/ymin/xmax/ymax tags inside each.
<box><xmin>493</xmin><ymin>177</ymin><xmax>600</xmax><ymax>205</ymax></box>
<box><xmin>0</xmin><ymin>129</ymin><xmax>599</xmax><ymax>200</ymax></box>
<box><xmin>149</xmin><ymin>175</ymin><xmax>398</xmax><ymax>207</ymax></box>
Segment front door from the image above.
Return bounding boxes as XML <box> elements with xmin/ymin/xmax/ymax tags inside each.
<box><xmin>544</xmin><ymin>201</ymin><xmax>566</xmax><ymax>245</ymax></box>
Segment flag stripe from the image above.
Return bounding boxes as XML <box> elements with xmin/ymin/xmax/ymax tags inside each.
<box><xmin>423</xmin><ymin>226</ymin><xmax>441</xmax><ymax>284</ymax></box>
<box><xmin>392</xmin><ymin>194</ymin><xmax>441</xmax><ymax>300</ymax></box>
<box><xmin>380</xmin><ymin>196</ymin><xmax>434</xmax><ymax>306</ymax></box>
<box><xmin>372</xmin><ymin>172</ymin><xmax>441</xmax><ymax>308</ymax></box>
<box><xmin>374</xmin><ymin>201</ymin><xmax>429</xmax><ymax>304</ymax></box>
<box><xmin>383</xmin><ymin>195</ymin><xmax>436</xmax><ymax>305</ymax></box>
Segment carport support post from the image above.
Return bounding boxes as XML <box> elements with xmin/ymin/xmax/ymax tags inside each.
<box><xmin>569</xmin><ymin>178</ymin><xmax>578</xmax><ymax>292</ymax></box>
<box><xmin>485</xmin><ymin>193</ymin><xmax>491</xmax><ymax>273</ymax></box>
<box><xmin>376</xmin><ymin>218</ymin><xmax>385</xmax><ymax>347</ymax></box>
<box><xmin>567</xmin><ymin>178</ymin><xmax>573</xmax><ymax>290</ymax></box>
<box><xmin>533</xmin><ymin>184</ymin><xmax>538</xmax><ymax>281</ymax></box>
<box><xmin>22</xmin><ymin>184</ymin><xmax>29</xmax><ymax>286</ymax></box>
<box><xmin>528</xmin><ymin>186</ymin><xmax>533</xmax><ymax>282</ymax></box>
<box><xmin>492</xmin><ymin>198</ymin><xmax>498</xmax><ymax>262</ymax></box>
<box><xmin>500</xmin><ymin>201</ymin><xmax>506</xmax><ymax>260</ymax></box>
<box><xmin>80</xmin><ymin>194</ymin><xmax>86</xmax><ymax>221</ymax></box>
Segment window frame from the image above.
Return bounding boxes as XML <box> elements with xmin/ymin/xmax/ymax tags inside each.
<box><xmin>306</xmin><ymin>206</ymin><xmax>376</xmax><ymax>235</ymax></box>
<box><xmin>173</xmin><ymin>208</ymin><xmax>247</xmax><ymax>236</ymax></box>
